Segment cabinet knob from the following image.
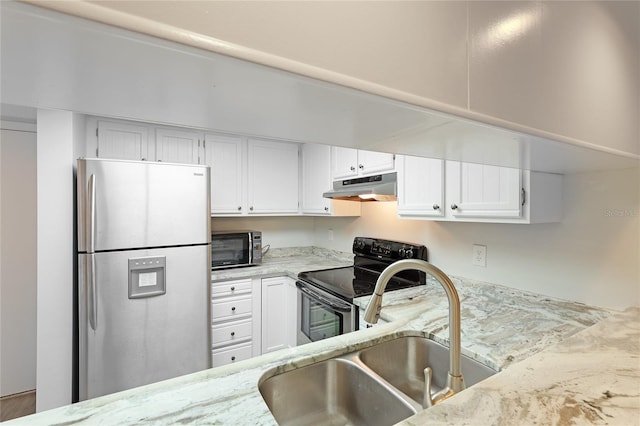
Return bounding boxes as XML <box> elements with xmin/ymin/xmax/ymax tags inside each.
<box><xmin>350</xmin><ymin>166</ymin><xmax>356</xmax><ymax>171</ymax></box>
<box><xmin>237</xmin><ymin>206</ymin><xmax>242</xmax><ymax>211</ymax></box>
<box><xmin>230</xmin><ymin>286</ymin><xmax>235</xmax><ymax>291</ymax></box>
<box><xmin>231</xmin><ymin>356</ymin><xmax>236</xmax><ymax>361</ymax></box>
<box><xmin>249</xmin><ymin>206</ymin><xmax>254</xmax><ymax>211</ymax></box>
<box><xmin>432</xmin><ymin>204</ymin><xmax>440</xmax><ymax>210</ymax></box>
<box><xmin>230</xmin><ymin>331</ymin><xmax>235</xmax><ymax>337</ymax></box>
<box><xmin>358</xmin><ymin>164</ymin><xmax>364</xmax><ymax>169</ymax></box>
<box><xmin>451</xmin><ymin>204</ymin><xmax>459</xmax><ymax>210</ymax></box>
<box><xmin>324</xmin><ymin>206</ymin><xmax>329</xmax><ymax>212</ymax></box>
<box><xmin>231</xmin><ymin>306</ymin><xmax>236</xmax><ymax>312</ymax></box>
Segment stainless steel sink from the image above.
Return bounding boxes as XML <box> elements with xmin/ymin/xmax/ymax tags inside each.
<box><xmin>259</xmin><ymin>336</ymin><xmax>498</xmax><ymax>426</ymax></box>
<box><xmin>258</xmin><ymin>358</ymin><xmax>418</xmax><ymax>426</ymax></box>
<box><xmin>359</xmin><ymin>336</ymin><xmax>497</xmax><ymax>405</ymax></box>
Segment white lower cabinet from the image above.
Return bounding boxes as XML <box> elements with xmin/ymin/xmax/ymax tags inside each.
<box><xmin>397</xmin><ymin>155</ymin><xmax>563</xmax><ymax>224</ymax></box>
<box><xmin>211</xmin><ymin>276</ymin><xmax>298</xmax><ymax>366</ymax></box>
<box><xmin>261</xmin><ymin>276</ymin><xmax>297</xmax><ymax>354</ymax></box>
<box><xmin>210</xmin><ymin>278</ymin><xmax>261</xmax><ymax>367</ymax></box>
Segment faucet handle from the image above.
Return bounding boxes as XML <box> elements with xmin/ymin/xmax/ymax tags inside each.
<box><xmin>423</xmin><ymin>366</ymin><xmax>465</xmax><ymax>408</ymax></box>
<box><xmin>423</xmin><ymin>367</ymin><xmax>434</xmax><ymax>408</ymax></box>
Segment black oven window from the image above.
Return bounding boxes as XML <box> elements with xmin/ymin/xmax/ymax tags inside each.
<box><xmin>301</xmin><ymin>294</ymin><xmax>343</xmax><ymax>342</ymax></box>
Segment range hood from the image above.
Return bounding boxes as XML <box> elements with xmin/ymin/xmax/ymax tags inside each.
<box><xmin>323</xmin><ymin>173</ymin><xmax>397</xmax><ymax>201</ymax></box>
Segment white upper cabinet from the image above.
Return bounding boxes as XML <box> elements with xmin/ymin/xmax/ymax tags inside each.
<box><xmin>331</xmin><ymin>147</ymin><xmax>359</xmax><ymax>179</ymax></box>
<box><xmin>398</xmin><ymin>156</ymin><xmax>563</xmax><ymax>224</ymax></box>
<box><xmin>155</xmin><ymin>128</ymin><xmax>201</xmax><ymax>164</ymax></box>
<box><xmin>247</xmin><ymin>139</ymin><xmax>299</xmax><ymax>214</ymax></box>
<box><xmin>446</xmin><ymin>161</ymin><xmax>523</xmax><ymax>219</ymax></box>
<box><xmin>301</xmin><ymin>143</ymin><xmax>332</xmax><ymax>214</ymax></box>
<box><xmin>396</xmin><ymin>155</ymin><xmax>445</xmax><ymax>217</ymax></box>
<box><xmin>204</xmin><ymin>134</ymin><xmax>245</xmax><ymax>215</ymax></box>
<box><xmin>331</xmin><ymin>147</ymin><xmax>395</xmax><ymax>180</ymax></box>
<box><xmin>300</xmin><ymin>144</ymin><xmax>361</xmax><ymax>216</ymax></box>
<box><xmin>94</xmin><ymin>119</ymin><xmax>202</xmax><ymax>165</ymax></box>
<box><xmin>96</xmin><ymin>120</ymin><xmax>151</xmax><ymax>161</ymax></box>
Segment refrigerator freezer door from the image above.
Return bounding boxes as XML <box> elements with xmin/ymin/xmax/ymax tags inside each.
<box><xmin>78</xmin><ymin>158</ymin><xmax>210</xmax><ymax>252</ymax></box>
<box><xmin>78</xmin><ymin>245</ymin><xmax>210</xmax><ymax>400</ymax></box>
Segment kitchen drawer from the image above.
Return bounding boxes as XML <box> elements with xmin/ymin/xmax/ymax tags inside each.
<box><xmin>211</xmin><ymin>318</ymin><xmax>252</xmax><ymax>348</ymax></box>
<box><xmin>211</xmin><ymin>295</ymin><xmax>252</xmax><ymax>322</ymax></box>
<box><xmin>211</xmin><ymin>342</ymin><xmax>253</xmax><ymax>367</ymax></box>
<box><xmin>211</xmin><ymin>278</ymin><xmax>252</xmax><ymax>298</ymax></box>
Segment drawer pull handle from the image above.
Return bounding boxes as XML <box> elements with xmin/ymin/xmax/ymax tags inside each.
<box><xmin>231</xmin><ymin>356</ymin><xmax>236</xmax><ymax>361</ymax></box>
<box><xmin>230</xmin><ymin>332</ymin><xmax>235</xmax><ymax>337</ymax></box>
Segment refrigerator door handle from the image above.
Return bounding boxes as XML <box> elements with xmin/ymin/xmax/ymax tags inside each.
<box><xmin>88</xmin><ymin>174</ymin><xmax>96</xmax><ymax>253</ymax></box>
<box><xmin>88</xmin><ymin>253</ymin><xmax>97</xmax><ymax>331</ymax></box>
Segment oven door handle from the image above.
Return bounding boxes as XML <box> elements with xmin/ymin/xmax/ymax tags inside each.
<box><xmin>296</xmin><ymin>282</ymin><xmax>353</xmax><ymax>313</ymax></box>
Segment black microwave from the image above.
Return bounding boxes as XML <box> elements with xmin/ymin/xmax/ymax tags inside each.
<box><xmin>211</xmin><ymin>231</ymin><xmax>262</xmax><ymax>270</ymax></box>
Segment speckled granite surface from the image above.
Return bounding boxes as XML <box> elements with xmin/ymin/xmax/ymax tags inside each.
<box><xmin>7</xmin><ymin>249</ymin><xmax>637</xmax><ymax>425</ymax></box>
<box><xmin>211</xmin><ymin>246</ymin><xmax>353</xmax><ymax>282</ymax></box>
<box><xmin>353</xmin><ymin>276</ymin><xmax>613</xmax><ymax>371</ymax></box>
<box><xmin>399</xmin><ymin>307</ymin><xmax>640</xmax><ymax>426</ymax></box>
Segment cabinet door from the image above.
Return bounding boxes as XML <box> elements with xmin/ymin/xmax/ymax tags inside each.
<box><xmin>247</xmin><ymin>139</ymin><xmax>299</xmax><ymax>214</ymax></box>
<box><xmin>331</xmin><ymin>146</ymin><xmax>359</xmax><ymax>179</ymax></box>
<box><xmin>446</xmin><ymin>161</ymin><xmax>523</xmax><ymax>218</ymax></box>
<box><xmin>357</xmin><ymin>150</ymin><xmax>395</xmax><ymax>175</ymax></box>
<box><xmin>155</xmin><ymin>128</ymin><xmax>201</xmax><ymax>164</ymax></box>
<box><xmin>97</xmin><ymin>120</ymin><xmax>150</xmax><ymax>160</ymax></box>
<box><xmin>261</xmin><ymin>277</ymin><xmax>297</xmax><ymax>353</ymax></box>
<box><xmin>205</xmin><ymin>134</ymin><xmax>245</xmax><ymax>215</ymax></box>
<box><xmin>301</xmin><ymin>143</ymin><xmax>332</xmax><ymax>214</ymax></box>
<box><xmin>397</xmin><ymin>155</ymin><xmax>445</xmax><ymax>217</ymax></box>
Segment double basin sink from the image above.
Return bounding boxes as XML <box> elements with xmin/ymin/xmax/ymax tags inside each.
<box><xmin>259</xmin><ymin>335</ymin><xmax>497</xmax><ymax>426</ymax></box>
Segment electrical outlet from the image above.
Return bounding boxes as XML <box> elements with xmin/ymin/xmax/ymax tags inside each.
<box><xmin>472</xmin><ymin>244</ymin><xmax>487</xmax><ymax>267</ymax></box>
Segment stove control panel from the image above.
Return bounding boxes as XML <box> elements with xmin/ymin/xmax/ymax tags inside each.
<box><xmin>353</xmin><ymin>237</ymin><xmax>427</xmax><ymax>261</ymax></box>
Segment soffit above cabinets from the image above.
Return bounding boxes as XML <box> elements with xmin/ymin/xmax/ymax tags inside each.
<box><xmin>3</xmin><ymin>1</ymin><xmax>638</xmax><ymax>174</ymax></box>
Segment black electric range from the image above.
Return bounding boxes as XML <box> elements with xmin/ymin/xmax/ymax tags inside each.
<box><xmin>297</xmin><ymin>237</ymin><xmax>428</xmax><ymax>303</ymax></box>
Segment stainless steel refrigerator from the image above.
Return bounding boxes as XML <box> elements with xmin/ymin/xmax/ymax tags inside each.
<box><xmin>76</xmin><ymin>158</ymin><xmax>211</xmax><ymax>401</ymax></box>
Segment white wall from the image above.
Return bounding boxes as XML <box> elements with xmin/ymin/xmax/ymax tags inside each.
<box><xmin>0</xmin><ymin>125</ymin><xmax>37</xmax><ymax>397</ymax></box>
<box><xmin>312</xmin><ymin>168</ymin><xmax>640</xmax><ymax>311</ymax></box>
<box><xmin>35</xmin><ymin>110</ymin><xmax>76</xmax><ymax>411</ymax></box>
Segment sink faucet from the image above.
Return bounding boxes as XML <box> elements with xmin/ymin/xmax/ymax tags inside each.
<box><xmin>363</xmin><ymin>259</ymin><xmax>465</xmax><ymax>407</ymax></box>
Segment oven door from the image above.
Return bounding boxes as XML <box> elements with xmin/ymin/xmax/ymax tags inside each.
<box><xmin>296</xmin><ymin>281</ymin><xmax>357</xmax><ymax>346</ymax></box>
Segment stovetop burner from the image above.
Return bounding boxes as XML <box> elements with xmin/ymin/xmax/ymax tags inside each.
<box><xmin>297</xmin><ymin>237</ymin><xmax>428</xmax><ymax>302</ymax></box>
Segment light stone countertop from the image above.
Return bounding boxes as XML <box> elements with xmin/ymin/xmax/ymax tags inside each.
<box><xmin>7</xmin><ymin>248</ymin><xmax>638</xmax><ymax>425</ymax></box>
